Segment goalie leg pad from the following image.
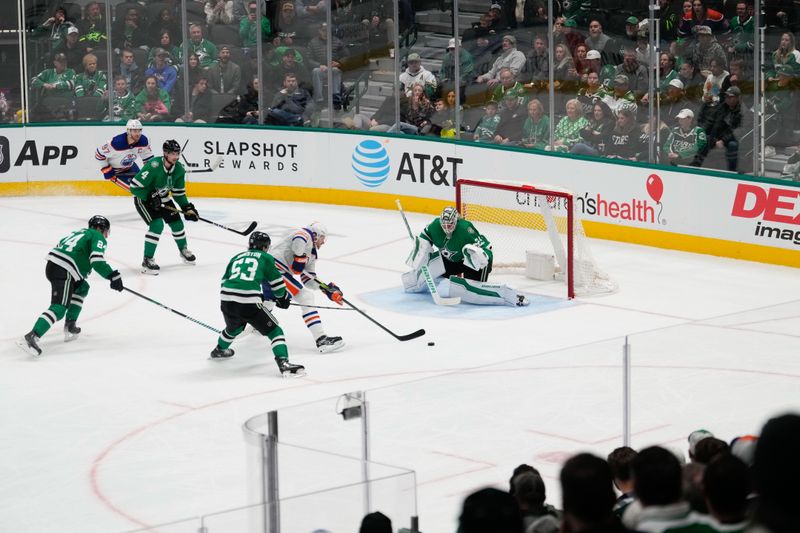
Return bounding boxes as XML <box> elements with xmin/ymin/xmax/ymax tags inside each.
<box><xmin>447</xmin><ymin>276</ymin><xmax>522</xmax><ymax>306</ymax></box>
<box><xmin>402</xmin><ymin>253</ymin><xmax>447</xmax><ymax>293</ymax></box>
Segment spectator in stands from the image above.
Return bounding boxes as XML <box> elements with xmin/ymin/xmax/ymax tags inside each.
<box><xmin>112</xmin><ymin>8</ymin><xmax>148</xmax><ymax>54</ymax></box>
<box><xmin>658</xmin><ymin>79</ymin><xmax>694</xmax><ymax>128</ymax></box>
<box><xmin>366</xmin><ymin>90</ymin><xmax>415</xmax><ymax>134</ymax></box>
<box><xmin>622</xmin><ymin>16</ymin><xmax>641</xmax><ymax>47</ymax></box>
<box><xmin>751</xmin><ymin>413</ymin><xmax>800</xmax><ymax>533</ymax></box>
<box><xmin>728</xmin><ymin>58</ymin><xmax>752</xmax><ymax>106</ymax></box>
<box><xmin>145</xmin><ymin>48</ymin><xmax>178</xmax><ymax>95</ymax></box>
<box><xmin>679</xmin><ymin>0</ymin><xmax>729</xmax><ymax>39</ymax></box>
<box><xmin>699</xmin><ymin>57</ymin><xmax>731</xmax><ymax>113</ymax></box>
<box><xmin>115</xmin><ymin>48</ymin><xmax>144</xmax><ymax>95</ymax></box>
<box><xmin>625</xmin><ymin>446</ymin><xmax>704</xmax><ymax>531</ymax></box>
<box><xmin>520</xmin><ymin>98</ymin><xmax>550</xmax><ymax>150</ymax></box>
<box><xmin>551</xmin><ymin>99</ymin><xmax>589</xmax><ymax>152</ymax></box>
<box><xmin>525</xmin><ymin>34</ymin><xmax>549</xmax><ymax>88</ymax></box>
<box><xmin>184</xmin><ymin>24</ymin><xmax>218</xmax><ymax>68</ymax></box>
<box><xmin>272</xmin><ymin>1</ymin><xmax>306</xmax><ymax>46</ymax></box>
<box><xmin>439</xmin><ymin>38</ymin><xmax>476</xmax><ymax>91</ymax></box>
<box><xmin>240</xmin><ymin>1</ymin><xmax>272</xmax><ymax>49</ymax></box>
<box><xmin>148</xmin><ymin>31</ymin><xmax>181</xmax><ymax>68</ymax></box>
<box><xmin>663</xmin><ymin>108</ymin><xmax>707</xmax><ymax>165</ymax></box>
<box><xmin>56</xmin><ymin>27</ymin><xmax>87</xmax><ymax>70</ymax></box>
<box><xmin>703</xmin><ymin>454</ymin><xmax>751</xmax><ymax>531</ymax></box>
<box><xmin>267</xmin><ymin>72</ymin><xmax>314</xmax><ymax>126</ymax></box>
<box><xmin>487</xmin><ymin>3</ymin><xmax>508</xmax><ymax>32</ymax></box>
<box><xmin>307</xmin><ymin>23</ymin><xmax>345</xmax><ymax>107</ymax></box>
<box><xmin>206</xmin><ymin>0</ymin><xmax>234</xmax><ymax>25</ymax></box>
<box><xmin>693</xmin><ymin>436</ymin><xmax>730</xmax><ymax>464</ymax></box>
<box><xmin>765</xmin><ymin>64</ymin><xmax>799</xmax><ymax>147</ymax></box>
<box><xmin>520</xmin><ymin>0</ymin><xmax>547</xmax><ymax>27</ymax></box>
<box><xmin>404</xmin><ymin>82</ymin><xmax>434</xmax><ymax>132</ymax></box>
<box><xmin>267</xmin><ymin>48</ymin><xmax>310</xmax><ymax>96</ymax></box>
<box><xmin>219</xmin><ymin>76</ymin><xmax>260</xmax><ymax>123</ymax></box>
<box><xmin>602</xmin><ymin>106</ymin><xmax>640</xmax><ymax>161</ymax></box>
<box><xmin>31</xmin><ymin>52</ymin><xmax>76</xmax><ymax>120</ymax></box>
<box><xmin>607</xmin><ymin>447</ymin><xmax>638</xmax><ymax>518</ymax></box>
<box><xmin>634</xmin><ymin>31</ymin><xmax>656</xmax><ymax>69</ymax></box>
<box><xmin>476</xmin><ymin>34</ymin><xmax>526</xmax><ymax>87</ymax></box>
<box><xmin>512</xmin><ymin>470</ymin><xmax>560</xmax><ymax>532</ymax></box>
<box><xmin>678</xmin><ymin>60</ymin><xmax>705</xmax><ymax>100</ymax></box>
<box><xmin>572</xmin><ymin>100</ymin><xmax>614</xmax><ymax>156</ymax></box>
<box><xmin>364</xmin><ymin>9</ymin><xmax>396</xmax><ymax>56</ymax></box>
<box><xmin>767</xmin><ymin>32</ymin><xmax>800</xmax><ymax>82</ymax></box>
<box><xmin>134</xmin><ymin>75</ymin><xmax>171</xmax><ymax>122</ymax></box>
<box><xmin>37</xmin><ymin>6</ymin><xmax>76</xmax><ymax>50</ymax></box>
<box><xmin>458</xmin><ymin>487</ymin><xmax>523</xmax><ymax>533</ymax></box>
<box><xmin>560</xmin><ymin>453</ymin><xmax>634</xmax><ymax>533</ymax></box>
<box><xmin>359</xmin><ymin>511</ymin><xmax>392</xmax><ymax>533</ymax></box>
<box><xmin>175</xmin><ymin>76</ymin><xmax>213</xmax><ymax>122</ymax></box>
<box><xmin>562</xmin><ymin>19</ymin><xmax>586</xmax><ymax>58</ymax></box>
<box><xmin>207</xmin><ymin>46</ymin><xmax>242</xmax><ymax>95</ymax></box>
<box><xmin>269</xmin><ymin>38</ymin><xmax>306</xmax><ymax>67</ymax></box>
<box><xmin>74</xmin><ymin>53</ymin><xmax>107</xmax><ymax>98</ymax></box>
<box><xmin>295</xmin><ymin>0</ymin><xmax>327</xmax><ymax>25</ymax></box>
<box><xmin>654</xmin><ymin>52</ymin><xmax>679</xmax><ymax>99</ymax></box>
<box><xmin>658</xmin><ymin>0</ymin><xmax>681</xmax><ymax>45</ymax></box>
<box><xmin>148</xmin><ymin>9</ymin><xmax>180</xmax><ymax>49</ymax></box>
<box><xmin>473</xmin><ymin>101</ymin><xmax>501</xmax><ymax>142</ymax></box>
<box><xmin>399</xmin><ymin>53</ymin><xmax>438</xmax><ymax>99</ymax></box>
<box><xmin>601</xmin><ymin>75</ymin><xmax>637</xmax><ymax>116</ymax></box>
<box><xmin>585</xmin><ymin>20</ymin><xmax>614</xmax><ymax>65</ymax></box>
<box><xmin>553</xmin><ymin>43</ymin><xmax>578</xmax><ymax>98</ymax></box>
<box><xmin>691</xmin><ymin>26</ymin><xmax>728</xmax><ymax>76</ymax></box>
<box><xmin>103</xmin><ymin>75</ymin><xmax>137</xmax><ymax>121</ymax></box>
<box><xmin>493</xmin><ymin>91</ymin><xmax>528</xmax><ymax>144</ymax></box>
<box><xmin>77</xmin><ymin>1</ymin><xmax>107</xmax><ymax>52</ymax></box>
<box><xmin>423</xmin><ymin>97</ymin><xmax>454</xmax><ymax>137</ymax></box>
<box><xmin>490</xmin><ymin>67</ymin><xmax>526</xmax><ymax>108</ymax></box>
<box><xmin>585</xmin><ymin>49</ymin><xmax>616</xmax><ymax>88</ymax></box>
<box><xmin>462</xmin><ymin>13</ymin><xmax>497</xmax><ymax>54</ymax></box>
<box><xmin>728</xmin><ymin>1</ymin><xmax>754</xmax><ymax>59</ymax></box>
<box><xmin>615</xmin><ymin>48</ymin><xmax>648</xmax><ymax>100</ymax></box>
<box><xmin>576</xmin><ymin>70</ymin><xmax>606</xmax><ymax>116</ymax></box>
<box><xmin>698</xmin><ymin>85</ymin><xmax>742</xmax><ymax>171</ymax></box>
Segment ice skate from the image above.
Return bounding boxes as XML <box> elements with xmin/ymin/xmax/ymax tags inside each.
<box><xmin>141</xmin><ymin>257</ymin><xmax>160</xmax><ymax>275</ymax></box>
<box><xmin>17</xmin><ymin>331</ymin><xmax>42</xmax><ymax>357</ymax></box>
<box><xmin>516</xmin><ymin>295</ymin><xmax>530</xmax><ymax>307</ymax></box>
<box><xmin>315</xmin><ymin>335</ymin><xmax>345</xmax><ymax>353</ymax></box>
<box><xmin>179</xmin><ymin>247</ymin><xmax>196</xmax><ymax>264</ymax></box>
<box><xmin>276</xmin><ymin>358</ymin><xmax>305</xmax><ymax>377</ymax></box>
<box><xmin>64</xmin><ymin>320</ymin><xmax>81</xmax><ymax>342</ymax></box>
<box><xmin>210</xmin><ymin>346</ymin><xmax>234</xmax><ymax>359</ymax></box>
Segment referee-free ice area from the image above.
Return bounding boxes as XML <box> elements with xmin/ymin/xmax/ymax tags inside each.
<box><xmin>2</xmin><ymin>195</ymin><xmax>800</xmax><ymax>533</ymax></box>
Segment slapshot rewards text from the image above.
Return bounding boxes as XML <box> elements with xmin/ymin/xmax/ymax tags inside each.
<box><xmin>203</xmin><ymin>141</ymin><xmax>299</xmax><ymax>172</ymax></box>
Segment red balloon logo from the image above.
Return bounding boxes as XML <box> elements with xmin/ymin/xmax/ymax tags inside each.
<box><xmin>646</xmin><ymin>174</ymin><xmax>663</xmax><ymax>203</ymax></box>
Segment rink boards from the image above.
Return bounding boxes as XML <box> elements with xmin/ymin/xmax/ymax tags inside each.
<box><xmin>0</xmin><ymin>123</ymin><xmax>798</xmax><ymax>267</ymax></box>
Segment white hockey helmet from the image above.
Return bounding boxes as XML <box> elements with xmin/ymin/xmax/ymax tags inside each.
<box><xmin>308</xmin><ymin>222</ymin><xmax>328</xmax><ymax>246</ymax></box>
<box><xmin>126</xmin><ymin>119</ymin><xmax>143</xmax><ymax>131</ymax></box>
<box><xmin>440</xmin><ymin>206</ymin><xmax>459</xmax><ymax>235</ymax></box>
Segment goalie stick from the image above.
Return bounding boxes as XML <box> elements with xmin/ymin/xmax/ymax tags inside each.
<box><xmin>395</xmin><ymin>199</ymin><xmax>461</xmax><ymax>306</ymax></box>
<box><xmin>315</xmin><ymin>280</ymin><xmax>425</xmax><ymax>341</ymax></box>
<box><xmin>163</xmin><ymin>204</ymin><xmax>257</xmax><ymax>236</ymax></box>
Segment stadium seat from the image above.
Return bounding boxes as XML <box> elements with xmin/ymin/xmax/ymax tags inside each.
<box><xmin>75</xmin><ymin>95</ymin><xmax>102</xmax><ymax>121</ymax></box>
<box><xmin>210</xmin><ymin>93</ymin><xmax>236</xmax><ymax>121</ymax></box>
<box><xmin>210</xmin><ymin>24</ymin><xmax>241</xmax><ymax>48</ymax></box>
<box><xmin>146</xmin><ymin>1</ymin><xmax>173</xmax><ymax>25</ymax></box>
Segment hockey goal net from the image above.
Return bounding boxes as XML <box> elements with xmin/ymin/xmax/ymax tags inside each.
<box><xmin>456</xmin><ymin>178</ymin><xmax>617</xmax><ymax>298</ymax></box>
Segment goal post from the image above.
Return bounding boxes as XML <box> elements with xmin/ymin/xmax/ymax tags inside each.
<box><xmin>456</xmin><ymin>178</ymin><xmax>617</xmax><ymax>298</ymax></box>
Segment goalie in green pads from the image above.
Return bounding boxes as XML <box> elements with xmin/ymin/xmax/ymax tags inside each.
<box><xmin>402</xmin><ymin>207</ymin><xmax>529</xmax><ymax>306</ymax></box>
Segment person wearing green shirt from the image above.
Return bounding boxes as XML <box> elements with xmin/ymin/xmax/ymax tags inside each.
<box><xmin>31</xmin><ymin>53</ymin><xmax>76</xmax><ymax>119</ymax></box>
<box><xmin>551</xmin><ymin>99</ymin><xmax>590</xmax><ymax>152</ymax></box>
<box><xmin>490</xmin><ymin>67</ymin><xmax>527</xmax><ymax>109</ymax></box>
<box><xmin>473</xmin><ymin>101</ymin><xmax>501</xmax><ymax>142</ymax></box>
<box><xmin>130</xmin><ymin>139</ymin><xmax>199</xmax><ymax>274</ymax></box>
<box><xmin>182</xmin><ymin>24</ymin><xmax>218</xmax><ymax>68</ymax></box>
<box><xmin>17</xmin><ymin>216</ymin><xmax>123</xmax><ymax>357</ymax></box>
<box><xmin>521</xmin><ymin>98</ymin><xmax>550</xmax><ymax>149</ymax></box>
<box><xmin>212</xmin><ymin>231</ymin><xmax>305</xmax><ymax>376</ymax></box>
<box><xmin>663</xmin><ymin>108</ymin><xmax>707</xmax><ymax>166</ymax></box>
<box><xmin>102</xmin><ymin>75</ymin><xmax>137</xmax><ymax>121</ymax></box>
<box><xmin>74</xmin><ymin>53</ymin><xmax>107</xmax><ymax>98</ymax></box>
<box><xmin>402</xmin><ymin>207</ymin><xmax>529</xmax><ymax>306</ymax></box>
<box><xmin>239</xmin><ymin>3</ymin><xmax>272</xmax><ymax>48</ymax></box>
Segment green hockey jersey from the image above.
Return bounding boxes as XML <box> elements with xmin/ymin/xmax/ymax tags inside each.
<box><xmin>421</xmin><ymin>218</ymin><xmax>493</xmax><ymax>264</ymax></box>
<box><xmin>220</xmin><ymin>249</ymin><xmax>286</xmax><ymax>304</ymax></box>
<box><xmin>130</xmin><ymin>157</ymin><xmax>190</xmax><ymax>209</ymax></box>
<box><xmin>74</xmin><ymin>70</ymin><xmax>108</xmax><ymax>97</ymax></box>
<box><xmin>47</xmin><ymin>228</ymin><xmax>114</xmax><ymax>281</ymax></box>
<box><xmin>663</xmin><ymin>126</ymin><xmax>707</xmax><ymax>164</ymax></box>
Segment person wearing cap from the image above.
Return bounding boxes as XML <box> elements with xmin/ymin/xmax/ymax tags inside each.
<box><xmin>689</xmin><ymin>25</ymin><xmax>727</xmax><ymax>76</ymax></box>
<box><xmin>601</xmin><ymin>73</ymin><xmax>636</xmax><ymax>116</ymax></box>
<box><xmin>399</xmin><ymin>53</ymin><xmax>438</xmax><ymax>98</ymax></box>
<box><xmin>439</xmin><ymin>37</ymin><xmax>475</xmax><ymax>88</ymax></box>
<box><xmin>487</xmin><ymin>3</ymin><xmax>508</xmax><ymax>32</ymax></box>
<box><xmin>74</xmin><ymin>53</ymin><xmax>107</xmax><ymax>99</ymax></box>
<box><xmin>563</xmin><ymin>18</ymin><xmax>586</xmax><ymax>57</ymax></box>
<box><xmin>477</xmin><ymin>34</ymin><xmax>526</xmax><ymax>88</ymax></box>
<box><xmin>657</xmin><ymin>77</ymin><xmax>695</xmax><ymax>129</ymax></box>
<box><xmin>206</xmin><ymin>46</ymin><xmax>241</xmax><ymax>95</ymax></box>
<box><xmin>583</xmin><ymin>49</ymin><xmax>615</xmax><ymax>87</ymax></box>
<box><xmin>271</xmin><ymin>1</ymin><xmax>306</xmax><ymax>47</ymax></box>
<box><xmin>144</xmin><ymin>48</ymin><xmax>178</xmax><ymax>94</ymax></box>
<box><xmin>36</xmin><ymin>5</ymin><xmax>76</xmax><ymax>48</ymax></box>
<box><xmin>678</xmin><ymin>0</ymin><xmax>728</xmax><ymax>39</ymax></box>
<box><xmin>240</xmin><ymin>1</ymin><xmax>272</xmax><ymax>49</ymax></box>
<box><xmin>663</xmin><ymin>108</ymin><xmax>707</xmax><ymax>166</ymax></box>
<box><xmin>54</xmin><ymin>26</ymin><xmax>87</xmax><ymax>69</ymax></box>
<box><xmin>698</xmin><ymin>85</ymin><xmax>742</xmax><ymax>171</ymax></box>
<box><xmin>614</xmin><ymin>48</ymin><xmax>648</xmax><ymax>99</ymax></box>
<box><xmin>31</xmin><ymin>52</ymin><xmax>76</xmax><ymax>120</ymax></box>
<box><xmin>624</xmin><ymin>16</ymin><xmax>641</xmax><ymax>42</ymax></box>
<box><xmin>492</xmin><ymin>90</ymin><xmax>528</xmax><ymax>144</ymax></box>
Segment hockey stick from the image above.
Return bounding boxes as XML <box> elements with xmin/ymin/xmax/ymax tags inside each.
<box><xmin>315</xmin><ymin>280</ymin><xmax>425</xmax><ymax>341</ymax></box>
<box><xmin>123</xmin><ymin>287</ymin><xmax>220</xmax><ymax>334</ymax></box>
<box><xmin>185</xmin><ymin>156</ymin><xmax>223</xmax><ymax>174</ymax></box>
<box><xmin>163</xmin><ymin>204</ymin><xmax>258</xmax><ymax>236</ymax></box>
<box><xmin>395</xmin><ymin>199</ymin><xmax>461</xmax><ymax>306</ymax></box>
<box><xmin>289</xmin><ymin>302</ymin><xmax>354</xmax><ymax>311</ymax></box>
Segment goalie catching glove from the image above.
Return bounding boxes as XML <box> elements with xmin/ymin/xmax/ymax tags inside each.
<box><xmin>320</xmin><ymin>282</ymin><xmax>343</xmax><ymax>305</ymax></box>
<box><xmin>462</xmin><ymin>243</ymin><xmax>489</xmax><ymax>271</ymax></box>
<box><xmin>182</xmin><ymin>203</ymin><xmax>199</xmax><ymax>222</ymax></box>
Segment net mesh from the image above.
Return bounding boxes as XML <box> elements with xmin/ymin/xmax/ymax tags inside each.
<box><xmin>458</xmin><ymin>179</ymin><xmax>617</xmax><ymax>296</ymax></box>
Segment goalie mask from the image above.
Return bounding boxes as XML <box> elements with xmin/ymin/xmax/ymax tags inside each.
<box><xmin>440</xmin><ymin>207</ymin><xmax>459</xmax><ymax>236</ymax></box>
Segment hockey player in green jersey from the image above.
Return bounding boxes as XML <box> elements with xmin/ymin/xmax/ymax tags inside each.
<box><xmin>130</xmin><ymin>139</ymin><xmax>200</xmax><ymax>274</ymax></box>
<box><xmin>17</xmin><ymin>216</ymin><xmax>124</xmax><ymax>357</ymax></box>
<box><xmin>212</xmin><ymin>231</ymin><xmax>305</xmax><ymax>376</ymax></box>
<box><xmin>402</xmin><ymin>206</ymin><xmax>529</xmax><ymax>306</ymax></box>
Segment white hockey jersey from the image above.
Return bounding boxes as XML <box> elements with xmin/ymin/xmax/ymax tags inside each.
<box><xmin>272</xmin><ymin>227</ymin><xmax>318</xmax><ymax>284</ymax></box>
<box><xmin>95</xmin><ymin>132</ymin><xmax>153</xmax><ymax>172</ymax></box>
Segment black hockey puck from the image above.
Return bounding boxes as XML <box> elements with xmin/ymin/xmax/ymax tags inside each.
<box><xmin>427</xmin><ymin>341</ymin><xmax>435</xmax><ymax>346</ymax></box>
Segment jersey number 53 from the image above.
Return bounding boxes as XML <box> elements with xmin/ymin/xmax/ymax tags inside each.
<box><xmin>230</xmin><ymin>257</ymin><xmax>259</xmax><ymax>281</ymax></box>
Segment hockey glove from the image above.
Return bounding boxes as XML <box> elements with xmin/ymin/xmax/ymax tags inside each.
<box><xmin>101</xmin><ymin>166</ymin><xmax>115</xmax><ymax>180</ymax></box>
<box><xmin>109</xmin><ymin>270</ymin><xmax>124</xmax><ymax>292</ymax></box>
<box><xmin>321</xmin><ymin>282</ymin><xmax>343</xmax><ymax>305</ymax></box>
<box><xmin>291</xmin><ymin>254</ymin><xmax>308</xmax><ymax>274</ymax></box>
<box><xmin>462</xmin><ymin>244</ymin><xmax>489</xmax><ymax>271</ymax></box>
<box><xmin>275</xmin><ymin>292</ymin><xmax>292</xmax><ymax>309</ymax></box>
<box><xmin>147</xmin><ymin>191</ymin><xmax>163</xmax><ymax>211</ymax></box>
<box><xmin>183</xmin><ymin>202</ymin><xmax>199</xmax><ymax>222</ymax></box>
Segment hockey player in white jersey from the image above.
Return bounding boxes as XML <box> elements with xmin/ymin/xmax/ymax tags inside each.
<box><xmin>262</xmin><ymin>223</ymin><xmax>345</xmax><ymax>353</ymax></box>
<box><xmin>95</xmin><ymin>119</ymin><xmax>154</xmax><ymax>191</ymax></box>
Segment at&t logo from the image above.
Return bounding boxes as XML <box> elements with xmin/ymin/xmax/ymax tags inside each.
<box><xmin>352</xmin><ymin>139</ymin><xmax>390</xmax><ymax>188</ymax></box>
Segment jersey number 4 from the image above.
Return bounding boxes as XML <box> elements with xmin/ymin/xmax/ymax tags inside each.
<box><xmin>231</xmin><ymin>257</ymin><xmax>259</xmax><ymax>281</ymax></box>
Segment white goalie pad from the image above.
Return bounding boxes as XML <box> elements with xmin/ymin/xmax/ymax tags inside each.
<box><xmin>406</xmin><ymin>236</ymin><xmax>432</xmax><ymax>269</ymax></box>
<box><xmin>401</xmin><ymin>253</ymin><xmax>446</xmax><ymax>292</ymax></box>
<box><xmin>444</xmin><ymin>276</ymin><xmax>521</xmax><ymax>306</ymax></box>
<box><xmin>462</xmin><ymin>244</ymin><xmax>489</xmax><ymax>271</ymax></box>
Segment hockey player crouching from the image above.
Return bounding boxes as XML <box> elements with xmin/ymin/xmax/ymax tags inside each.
<box><xmin>17</xmin><ymin>216</ymin><xmax>124</xmax><ymax>357</ymax></box>
<box><xmin>130</xmin><ymin>139</ymin><xmax>199</xmax><ymax>274</ymax></box>
<box><xmin>261</xmin><ymin>223</ymin><xmax>345</xmax><ymax>353</ymax></box>
<box><xmin>212</xmin><ymin>231</ymin><xmax>305</xmax><ymax>377</ymax></box>
<box><xmin>402</xmin><ymin>206</ymin><xmax>529</xmax><ymax>306</ymax></box>
<box><xmin>95</xmin><ymin>119</ymin><xmax>153</xmax><ymax>191</ymax></box>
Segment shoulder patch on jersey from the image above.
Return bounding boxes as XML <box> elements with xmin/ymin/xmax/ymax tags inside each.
<box><xmin>150</xmin><ymin>161</ymin><xmax>159</xmax><ymax>168</ymax></box>
<box><xmin>467</xmin><ymin>226</ymin><xmax>475</xmax><ymax>234</ymax></box>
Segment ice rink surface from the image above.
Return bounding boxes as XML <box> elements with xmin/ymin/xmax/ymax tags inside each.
<box><xmin>2</xmin><ymin>195</ymin><xmax>800</xmax><ymax>533</ymax></box>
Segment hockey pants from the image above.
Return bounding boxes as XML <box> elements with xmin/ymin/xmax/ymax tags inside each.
<box><xmin>32</xmin><ymin>262</ymin><xmax>91</xmax><ymax>337</ymax></box>
<box><xmin>134</xmin><ymin>197</ymin><xmax>188</xmax><ymax>259</ymax></box>
<box><xmin>217</xmin><ymin>301</ymin><xmax>289</xmax><ymax>360</ymax></box>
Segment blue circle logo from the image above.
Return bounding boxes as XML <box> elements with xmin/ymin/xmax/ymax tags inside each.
<box><xmin>352</xmin><ymin>139</ymin><xmax>390</xmax><ymax>188</ymax></box>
